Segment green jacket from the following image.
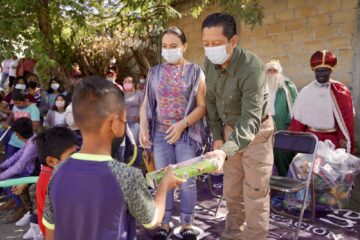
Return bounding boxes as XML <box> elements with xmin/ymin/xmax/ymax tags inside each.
<box><xmin>272</xmin><ymin>79</ymin><xmax>298</xmax><ymax>131</ymax></box>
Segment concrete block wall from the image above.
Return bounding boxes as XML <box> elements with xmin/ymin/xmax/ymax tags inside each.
<box><xmin>170</xmin><ymin>0</ymin><xmax>357</xmax><ymax>88</ymax></box>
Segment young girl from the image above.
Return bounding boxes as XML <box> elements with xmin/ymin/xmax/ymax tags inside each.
<box><xmin>46</xmin><ymin>77</ymin><xmax>66</xmax><ymax>109</ymax></box>
<box><xmin>44</xmin><ymin>94</ymin><xmax>68</xmax><ymax>127</ymax></box>
<box><xmin>1</xmin><ymin>77</ymin><xmax>28</xmax><ymax>114</ymax></box>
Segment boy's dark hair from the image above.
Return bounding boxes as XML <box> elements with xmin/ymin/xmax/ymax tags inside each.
<box><xmin>12</xmin><ymin>118</ymin><xmax>33</xmax><ymax>139</ymax></box>
<box><xmin>201</xmin><ymin>13</ymin><xmax>237</xmax><ymax>40</ymax></box>
<box><xmin>34</xmin><ymin>126</ymin><xmax>78</xmax><ymax>166</ymax></box>
<box><xmin>72</xmin><ymin>76</ymin><xmax>124</xmax><ymax>132</ymax></box>
<box><xmin>26</xmin><ymin>73</ymin><xmax>39</xmax><ymax>82</ymax></box>
<box><xmin>11</xmin><ymin>89</ymin><xmax>27</xmax><ymax>101</ymax></box>
<box><xmin>162</xmin><ymin>27</ymin><xmax>187</xmax><ymax>44</ymax></box>
<box><xmin>14</xmin><ymin>77</ymin><xmax>28</xmax><ymax>88</ymax></box>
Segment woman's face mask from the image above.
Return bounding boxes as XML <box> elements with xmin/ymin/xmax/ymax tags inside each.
<box><xmin>161</xmin><ymin>48</ymin><xmax>183</xmax><ymax>64</ymax></box>
<box><xmin>51</xmin><ymin>83</ymin><xmax>60</xmax><ymax>91</ymax></box>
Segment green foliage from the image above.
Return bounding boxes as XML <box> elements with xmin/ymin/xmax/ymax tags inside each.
<box><xmin>0</xmin><ymin>0</ymin><xmax>264</xmax><ymax>82</ymax></box>
<box><xmin>220</xmin><ymin>0</ymin><xmax>265</xmax><ymax>29</ymax></box>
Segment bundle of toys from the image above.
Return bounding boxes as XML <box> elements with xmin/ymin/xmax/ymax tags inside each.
<box><xmin>284</xmin><ymin>140</ymin><xmax>360</xmax><ymax>211</ymax></box>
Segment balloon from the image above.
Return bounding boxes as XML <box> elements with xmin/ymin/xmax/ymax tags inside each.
<box><xmin>0</xmin><ymin>177</ymin><xmax>39</xmax><ymax>188</ymax></box>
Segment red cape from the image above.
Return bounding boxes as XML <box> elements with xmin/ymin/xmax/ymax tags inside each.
<box><xmin>289</xmin><ymin>81</ymin><xmax>355</xmax><ymax>153</ymax></box>
<box><xmin>331</xmin><ymin>81</ymin><xmax>355</xmax><ymax>153</ymax></box>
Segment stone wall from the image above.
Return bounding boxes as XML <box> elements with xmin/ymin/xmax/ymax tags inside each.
<box><xmin>170</xmin><ymin>0</ymin><xmax>358</xmax><ymax>88</ymax></box>
<box><xmin>351</xmin><ymin>1</ymin><xmax>360</xmax><ymax>152</ymax></box>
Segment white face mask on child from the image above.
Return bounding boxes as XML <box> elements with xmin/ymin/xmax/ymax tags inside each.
<box><xmin>55</xmin><ymin>100</ymin><xmax>65</xmax><ymax>108</ymax></box>
<box><xmin>15</xmin><ymin>84</ymin><xmax>26</xmax><ymax>90</ymax></box>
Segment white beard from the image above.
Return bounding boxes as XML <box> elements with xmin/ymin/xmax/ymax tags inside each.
<box><xmin>266</xmin><ymin>73</ymin><xmax>285</xmax><ymax>93</ymax></box>
<box><xmin>266</xmin><ymin>73</ymin><xmax>285</xmax><ymax>116</ymax></box>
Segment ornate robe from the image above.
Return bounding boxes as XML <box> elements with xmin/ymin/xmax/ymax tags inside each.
<box><xmin>289</xmin><ymin>80</ymin><xmax>354</xmax><ymax>153</ymax></box>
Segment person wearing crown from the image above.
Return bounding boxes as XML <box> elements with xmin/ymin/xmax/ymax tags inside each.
<box><xmin>265</xmin><ymin>60</ymin><xmax>298</xmax><ymax>176</ymax></box>
<box><xmin>289</xmin><ymin>50</ymin><xmax>355</xmax><ymax>153</ymax></box>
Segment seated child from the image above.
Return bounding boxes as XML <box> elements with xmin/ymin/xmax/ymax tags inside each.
<box><xmin>42</xmin><ymin>76</ymin><xmax>184</xmax><ymax>240</ymax></box>
<box><xmin>34</xmin><ymin>126</ymin><xmax>78</xmax><ymax>235</ymax></box>
<box><xmin>0</xmin><ymin>118</ymin><xmax>36</xmax><ymax>223</ymax></box>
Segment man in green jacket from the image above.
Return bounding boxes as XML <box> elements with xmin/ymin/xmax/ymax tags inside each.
<box><xmin>265</xmin><ymin>59</ymin><xmax>298</xmax><ymax>176</ymax></box>
<box><xmin>203</xmin><ymin>13</ymin><xmax>274</xmax><ymax>240</ymax></box>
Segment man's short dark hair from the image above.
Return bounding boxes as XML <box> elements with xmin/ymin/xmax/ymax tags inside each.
<box><xmin>12</xmin><ymin>118</ymin><xmax>33</xmax><ymax>139</ymax></box>
<box><xmin>72</xmin><ymin>76</ymin><xmax>124</xmax><ymax>132</ymax></box>
<box><xmin>34</xmin><ymin>126</ymin><xmax>78</xmax><ymax>166</ymax></box>
<box><xmin>202</xmin><ymin>13</ymin><xmax>237</xmax><ymax>40</ymax></box>
<box><xmin>11</xmin><ymin>89</ymin><xmax>27</xmax><ymax>102</ymax></box>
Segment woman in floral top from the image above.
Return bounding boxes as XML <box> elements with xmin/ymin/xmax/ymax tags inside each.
<box><xmin>140</xmin><ymin>27</ymin><xmax>207</xmax><ymax>240</ymax></box>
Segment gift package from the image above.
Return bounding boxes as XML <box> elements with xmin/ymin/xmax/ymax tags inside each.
<box><xmin>146</xmin><ymin>155</ymin><xmax>220</xmax><ymax>188</ymax></box>
<box><xmin>284</xmin><ymin>140</ymin><xmax>360</xmax><ymax>210</ymax></box>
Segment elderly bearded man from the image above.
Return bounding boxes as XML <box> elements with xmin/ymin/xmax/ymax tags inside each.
<box><xmin>265</xmin><ymin>59</ymin><xmax>298</xmax><ymax>176</ymax></box>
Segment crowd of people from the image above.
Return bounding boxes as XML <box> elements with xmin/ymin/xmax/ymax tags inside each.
<box><xmin>0</xmin><ymin>12</ymin><xmax>356</xmax><ymax>240</ymax></box>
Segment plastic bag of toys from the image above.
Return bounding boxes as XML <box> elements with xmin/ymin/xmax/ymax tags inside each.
<box><xmin>284</xmin><ymin>140</ymin><xmax>360</xmax><ymax>211</ymax></box>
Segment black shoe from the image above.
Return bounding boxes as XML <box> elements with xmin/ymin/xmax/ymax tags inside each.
<box><xmin>180</xmin><ymin>228</ymin><xmax>197</xmax><ymax>240</ymax></box>
<box><xmin>152</xmin><ymin>228</ymin><xmax>172</xmax><ymax>240</ymax></box>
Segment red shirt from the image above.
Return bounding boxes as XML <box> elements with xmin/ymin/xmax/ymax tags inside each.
<box><xmin>36</xmin><ymin>165</ymin><xmax>53</xmax><ymax>235</ymax></box>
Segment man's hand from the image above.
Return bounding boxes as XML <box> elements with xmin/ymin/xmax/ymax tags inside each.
<box><xmin>159</xmin><ymin>166</ymin><xmax>186</xmax><ymax>191</ymax></box>
<box><xmin>213</xmin><ymin>140</ymin><xmax>224</xmax><ymax>150</ymax></box>
<box><xmin>339</xmin><ymin>139</ymin><xmax>347</xmax><ymax>149</ymax></box>
<box><xmin>205</xmin><ymin>149</ymin><xmax>226</xmax><ymax>172</ymax></box>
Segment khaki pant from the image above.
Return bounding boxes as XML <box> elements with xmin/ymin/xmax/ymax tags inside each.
<box><xmin>222</xmin><ymin>118</ymin><xmax>274</xmax><ymax>240</ymax></box>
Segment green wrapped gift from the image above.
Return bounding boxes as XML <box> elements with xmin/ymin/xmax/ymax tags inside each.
<box><xmin>146</xmin><ymin>155</ymin><xmax>220</xmax><ymax>188</ymax></box>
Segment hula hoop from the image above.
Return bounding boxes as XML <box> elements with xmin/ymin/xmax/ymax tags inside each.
<box><xmin>125</xmin><ymin>124</ymin><xmax>137</xmax><ymax>167</ymax></box>
<box><xmin>0</xmin><ymin>176</ymin><xmax>39</xmax><ymax>188</ymax></box>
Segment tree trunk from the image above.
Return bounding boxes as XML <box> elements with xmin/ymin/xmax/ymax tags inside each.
<box><xmin>35</xmin><ymin>0</ymin><xmax>57</xmax><ymax>71</ymax></box>
<box><xmin>352</xmin><ymin>0</ymin><xmax>360</xmax><ymax>154</ymax></box>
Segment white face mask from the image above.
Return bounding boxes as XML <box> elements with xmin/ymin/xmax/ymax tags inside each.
<box><xmin>15</xmin><ymin>84</ymin><xmax>26</xmax><ymax>90</ymax></box>
<box><xmin>51</xmin><ymin>83</ymin><xmax>60</xmax><ymax>91</ymax></box>
<box><xmin>161</xmin><ymin>48</ymin><xmax>182</xmax><ymax>64</ymax></box>
<box><xmin>204</xmin><ymin>44</ymin><xmax>230</xmax><ymax>65</ymax></box>
<box><xmin>107</xmin><ymin>77</ymin><xmax>115</xmax><ymax>83</ymax></box>
<box><xmin>55</xmin><ymin>100</ymin><xmax>65</xmax><ymax>108</ymax></box>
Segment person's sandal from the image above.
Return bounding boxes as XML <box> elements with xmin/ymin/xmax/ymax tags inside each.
<box><xmin>180</xmin><ymin>228</ymin><xmax>197</xmax><ymax>240</ymax></box>
<box><xmin>152</xmin><ymin>227</ymin><xmax>172</xmax><ymax>240</ymax></box>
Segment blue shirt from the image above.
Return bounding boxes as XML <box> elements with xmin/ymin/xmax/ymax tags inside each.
<box><xmin>9</xmin><ymin>104</ymin><xmax>40</xmax><ymax>148</ymax></box>
<box><xmin>43</xmin><ymin>153</ymin><xmax>157</xmax><ymax>240</ymax></box>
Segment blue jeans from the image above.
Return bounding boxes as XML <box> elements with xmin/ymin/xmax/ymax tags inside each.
<box><xmin>0</xmin><ymin>72</ymin><xmax>8</xmax><ymax>88</ymax></box>
<box><xmin>153</xmin><ymin>131</ymin><xmax>197</xmax><ymax>225</ymax></box>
